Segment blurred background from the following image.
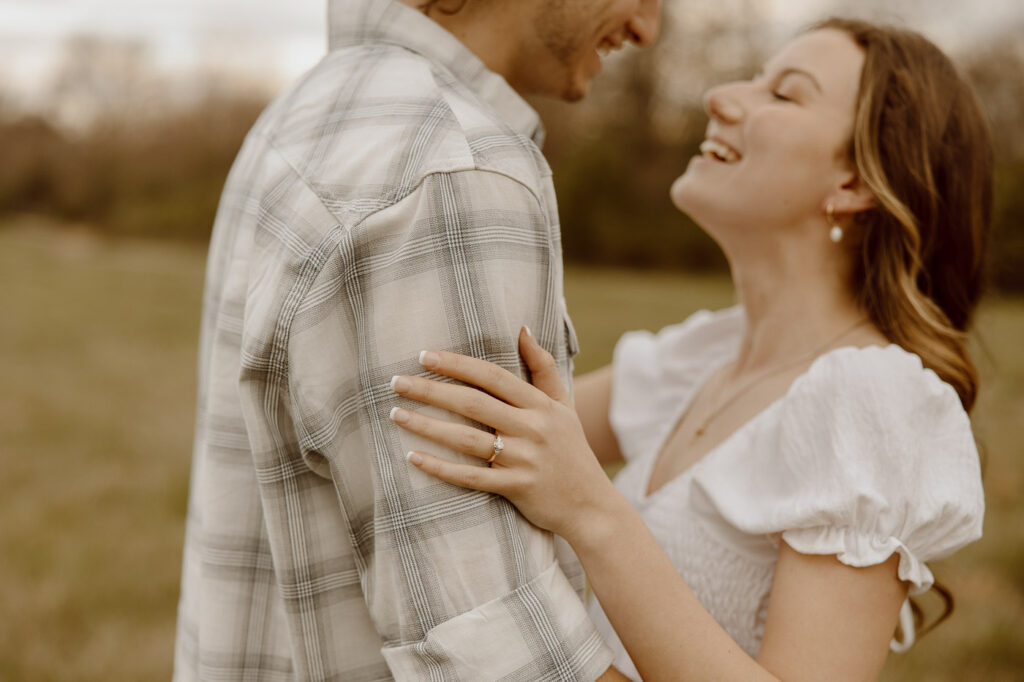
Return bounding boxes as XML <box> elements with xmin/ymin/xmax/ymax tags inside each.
<box><xmin>1</xmin><ymin>0</ymin><xmax>1021</xmax><ymax>679</ymax></box>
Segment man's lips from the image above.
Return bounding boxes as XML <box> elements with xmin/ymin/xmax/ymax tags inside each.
<box><xmin>597</xmin><ymin>32</ymin><xmax>625</xmax><ymax>57</ymax></box>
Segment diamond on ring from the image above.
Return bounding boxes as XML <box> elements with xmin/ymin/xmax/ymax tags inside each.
<box><xmin>488</xmin><ymin>435</ymin><xmax>505</xmax><ymax>464</ymax></box>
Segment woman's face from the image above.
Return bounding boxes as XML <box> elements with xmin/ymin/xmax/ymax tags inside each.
<box><xmin>671</xmin><ymin>29</ymin><xmax>866</xmax><ymax>239</ymax></box>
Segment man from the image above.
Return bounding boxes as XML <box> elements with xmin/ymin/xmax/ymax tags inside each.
<box><xmin>173</xmin><ymin>0</ymin><xmax>659</xmax><ymax>679</ymax></box>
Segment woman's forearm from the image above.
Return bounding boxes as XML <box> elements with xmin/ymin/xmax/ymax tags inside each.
<box><xmin>566</xmin><ymin>496</ymin><xmax>779</xmax><ymax>682</ymax></box>
<box><xmin>573</xmin><ymin>367</ymin><xmax>625</xmax><ymax>466</ymax></box>
<box><xmin>394</xmin><ymin>337</ymin><xmax>905</xmax><ymax>682</ymax></box>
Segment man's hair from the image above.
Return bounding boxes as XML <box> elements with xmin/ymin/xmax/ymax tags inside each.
<box><xmin>418</xmin><ymin>0</ymin><xmax>470</xmax><ymax>15</ymax></box>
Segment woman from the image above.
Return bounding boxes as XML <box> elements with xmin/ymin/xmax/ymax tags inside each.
<box><xmin>387</xmin><ymin>18</ymin><xmax>991</xmax><ymax>681</ymax></box>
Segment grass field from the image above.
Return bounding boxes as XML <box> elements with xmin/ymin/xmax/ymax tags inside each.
<box><xmin>1</xmin><ymin>220</ymin><xmax>1021</xmax><ymax>681</ymax></box>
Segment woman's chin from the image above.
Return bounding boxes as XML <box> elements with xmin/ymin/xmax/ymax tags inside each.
<box><xmin>669</xmin><ymin>172</ymin><xmax>698</xmax><ymax>213</ymax></box>
<box><xmin>668</xmin><ymin>175</ymin><xmax>729</xmax><ymax>247</ymax></box>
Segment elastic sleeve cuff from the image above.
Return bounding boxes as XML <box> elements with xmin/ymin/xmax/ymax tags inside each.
<box><xmin>782</xmin><ymin>526</ymin><xmax>936</xmax><ymax>595</ymax></box>
<box><xmin>381</xmin><ymin>560</ymin><xmax>614</xmax><ymax>680</ymax></box>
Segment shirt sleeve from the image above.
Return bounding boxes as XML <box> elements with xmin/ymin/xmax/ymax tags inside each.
<box><xmin>689</xmin><ymin>345</ymin><xmax>985</xmax><ymax>595</ymax></box>
<box><xmin>288</xmin><ymin>168</ymin><xmax>613</xmax><ymax>680</ymax></box>
<box><xmin>774</xmin><ymin>346</ymin><xmax>985</xmax><ymax>593</ymax></box>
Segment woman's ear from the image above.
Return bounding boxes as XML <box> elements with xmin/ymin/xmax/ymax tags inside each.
<box><xmin>828</xmin><ymin>172</ymin><xmax>876</xmax><ymax>216</ymax></box>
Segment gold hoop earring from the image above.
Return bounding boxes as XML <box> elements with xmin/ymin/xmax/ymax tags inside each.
<box><xmin>826</xmin><ymin>203</ymin><xmax>843</xmax><ymax>243</ymax></box>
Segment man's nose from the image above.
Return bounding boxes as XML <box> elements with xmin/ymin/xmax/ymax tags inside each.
<box><xmin>627</xmin><ymin>0</ymin><xmax>661</xmax><ymax>48</ymax></box>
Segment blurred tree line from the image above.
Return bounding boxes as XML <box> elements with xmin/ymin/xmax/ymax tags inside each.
<box><xmin>1</xmin><ymin>1</ymin><xmax>1022</xmax><ymax>290</ymax></box>
<box><xmin>0</xmin><ymin>36</ymin><xmax>268</xmax><ymax>241</ymax></box>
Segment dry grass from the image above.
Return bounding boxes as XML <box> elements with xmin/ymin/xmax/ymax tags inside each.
<box><xmin>1</xmin><ymin>221</ymin><xmax>1020</xmax><ymax>680</ymax></box>
<box><xmin>0</xmin><ymin>220</ymin><xmax>202</xmax><ymax>680</ymax></box>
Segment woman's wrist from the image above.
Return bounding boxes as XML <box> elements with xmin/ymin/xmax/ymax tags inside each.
<box><xmin>559</xmin><ymin>483</ymin><xmax>634</xmax><ymax>556</ymax></box>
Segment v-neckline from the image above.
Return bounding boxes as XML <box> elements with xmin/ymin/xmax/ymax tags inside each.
<box><xmin>638</xmin><ymin>347</ymin><xmax>737</xmax><ymax>502</ymax></box>
<box><xmin>639</xmin><ymin>391</ymin><xmax>789</xmax><ymax>502</ymax></box>
<box><xmin>637</xmin><ymin>344</ymin><xmax>865</xmax><ymax>503</ymax></box>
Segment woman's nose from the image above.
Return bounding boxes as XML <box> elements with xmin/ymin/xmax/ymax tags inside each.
<box><xmin>703</xmin><ymin>84</ymin><xmax>745</xmax><ymax>123</ymax></box>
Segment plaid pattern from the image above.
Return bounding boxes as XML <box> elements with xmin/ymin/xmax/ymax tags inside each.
<box><xmin>173</xmin><ymin>0</ymin><xmax>612</xmax><ymax>680</ymax></box>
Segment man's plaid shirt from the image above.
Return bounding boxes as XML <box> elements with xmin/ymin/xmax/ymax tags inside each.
<box><xmin>173</xmin><ymin>0</ymin><xmax>614</xmax><ymax>679</ymax></box>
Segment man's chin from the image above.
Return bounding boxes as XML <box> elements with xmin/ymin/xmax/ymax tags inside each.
<box><xmin>561</xmin><ymin>86</ymin><xmax>588</xmax><ymax>103</ymax></box>
<box><xmin>559</xmin><ymin>74</ymin><xmax>591</xmax><ymax>103</ymax></box>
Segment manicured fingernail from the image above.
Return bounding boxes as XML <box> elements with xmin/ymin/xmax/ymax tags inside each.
<box><xmin>391</xmin><ymin>375</ymin><xmax>411</xmax><ymax>392</ymax></box>
<box><xmin>406</xmin><ymin>451</ymin><xmax>423</xmax><ymax>465</ymax></box>
<box><xmin>418</xmin><ymin>350</ymin><xmax>440</xmax><ymax>369</ymax></box>
<box><xmin>389</xmin><ymin>406</ymin><xmax>411</xmax><ymax>424</ymax></box>
<box><xmin>523</xmin><ymin>326</ymin><xmax>533</xmax><ymax>338</ymax></box>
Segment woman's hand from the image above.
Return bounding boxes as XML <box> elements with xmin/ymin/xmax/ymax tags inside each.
<box><xmin>389</xmin><ymin>327</ymin><xmax>621</xmax><ymax>542</ymax></box>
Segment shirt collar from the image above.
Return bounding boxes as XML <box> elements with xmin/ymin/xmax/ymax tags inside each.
<box><xmin>327</xmin><ymin>0</ymin><xmax>544</xmax><ymax>145</ymax></box>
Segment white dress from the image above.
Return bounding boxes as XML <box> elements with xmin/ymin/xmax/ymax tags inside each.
<box><xmin>586</xmin><ymin>306</ymin><xmax>985</xmax><ymax>681</ymax></box>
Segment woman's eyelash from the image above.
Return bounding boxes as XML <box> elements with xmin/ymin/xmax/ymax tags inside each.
<box><xmin>772</xmin><ymin>91</ymin><xmax>792</xmax><ymax>102</ymax></box>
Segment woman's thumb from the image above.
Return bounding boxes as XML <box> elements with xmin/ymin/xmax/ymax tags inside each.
<box><xmin>519</xmin><ymin>326</ymin><xmax>570</xmax><ymax>404</ymax></box>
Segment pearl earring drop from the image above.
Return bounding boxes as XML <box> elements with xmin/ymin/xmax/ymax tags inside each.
<box><xmin>826</xmin><ymin>203</ymin><xmax>843</xmax><ymax>243</ymax></box>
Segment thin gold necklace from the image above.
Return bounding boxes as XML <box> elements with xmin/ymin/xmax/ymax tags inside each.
<box><xmin>690</xmin><ymin>317</ymin><xmax>869</xmax><ymax>441</ymax></box>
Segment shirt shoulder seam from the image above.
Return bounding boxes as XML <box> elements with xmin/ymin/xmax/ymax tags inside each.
<box><xmin>261</xmin><ymin>133</ymin><xmax>547</xmax><ymax>234</ymax></box>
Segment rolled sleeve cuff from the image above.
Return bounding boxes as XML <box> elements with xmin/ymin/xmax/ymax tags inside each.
<box><xmin>381</xmin><ymin>560</ymin><xmax>614</xmax><ymax>681</ymax></box>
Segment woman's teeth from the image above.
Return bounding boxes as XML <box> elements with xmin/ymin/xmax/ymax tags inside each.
<box><xmin>700</xmin><ymin>139</ymin><xmax>740</xmax><ymax>163</ymax></box>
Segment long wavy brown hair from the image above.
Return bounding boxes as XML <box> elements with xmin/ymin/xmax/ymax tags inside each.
<box><xmin>820</xmin><ymin>17</ymin><xmax>994</xmax><ymax>412</ymax></box>
<box><xmin>817</xmin><ymin>17</ymin><xmax>994</xmax><ymax>640</ymax></box>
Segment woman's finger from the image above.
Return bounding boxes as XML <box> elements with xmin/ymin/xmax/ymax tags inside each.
<box><xmin>406</xmin><ymin>451</ymin><xmax>504</xmax><ymax>493</ymax></box>
<box><xmin>391</xmin><ymin>374</ymin><xmax>521</xmax><ymax>433</ymax></box>
<box><xmin>417</xmin><ymin>348</ymin><xmax>545</xmax><ymax>409</ymax></box>
<box><xmin>518</xmin><ymin>327</ymin><xmax>570</xmax><ymax>405</ymax></box>
<box><xmin>390</xmin><ymin>406</ymin><xmax>498</xmax><ymax>461</ymax></box>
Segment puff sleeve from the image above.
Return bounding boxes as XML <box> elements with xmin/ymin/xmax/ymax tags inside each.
<box><xmin>609</xmin><ymin>307</ymin><xmax>744</xmax><ymax>462</ymax></box>
<box><xmin>690</xmin><ymin>345</ymin><xmax>984</xmax><ymax>595</ymax></box>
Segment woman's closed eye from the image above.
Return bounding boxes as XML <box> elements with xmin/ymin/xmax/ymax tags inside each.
<box><xmin>770</xmin><ymin>80</ymin><xmax>802</xmax><ymax>103</ymax></box>
<box><xmin>764</xmin><ymin>68</ymin><xmax>820</xmax><ymax>104</ymax></box>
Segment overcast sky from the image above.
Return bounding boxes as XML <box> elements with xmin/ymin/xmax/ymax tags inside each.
<box><xmin>1</xmin><ymin>0</ymin><xmax>1021</xmax><ymax>99</ymax></box>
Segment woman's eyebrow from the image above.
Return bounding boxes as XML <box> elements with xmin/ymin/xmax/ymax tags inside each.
<box><xmin>774</xmin><ymin>67</ymin><xmax>823</xmax><ymax>93</ymax></box>
<box><xmin>753</xmin><ymin>66</ymin><xmax>824</xmax><ymax>93</ymax></box>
